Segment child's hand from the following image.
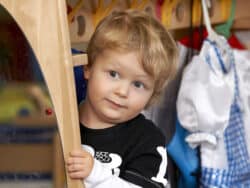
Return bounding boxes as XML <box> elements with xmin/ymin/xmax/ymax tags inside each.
<box><xmin>66</xmin><ymin>149</ymin><xmax>94</xmax><ymax>179</ymax></box>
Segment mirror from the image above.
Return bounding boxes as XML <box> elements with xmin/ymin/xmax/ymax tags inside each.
<box><xmin>0</xmin><ymin>4</ymin><xmax>66</xmax><ymax>188</ymax></box>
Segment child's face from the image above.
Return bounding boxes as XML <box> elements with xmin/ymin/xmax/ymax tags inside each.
<box><xmin>84</xmin><ymin>50</ymin><xmax>155</xmax><ymax>125</ymax></box>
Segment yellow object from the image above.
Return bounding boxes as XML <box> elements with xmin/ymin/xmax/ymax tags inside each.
<box><xmin>192</xmin><ymin>0</ymin><xmax>202</xmax><ymax>26</ymax></box>
<box><xmin>0</xmin><ymin>86</ymin><xmax>36</xmax><ymax>122</ymax></box>
<box><xmin>67</xmin><ymin>0</ymin><xmax>84</xmax><ymax>23</ymax></box>
<box><xmin>93</xmin><ymin>0</ymin><xmax>117</xmax><ymax>27</ymax></box>
<box><xmin>162</xmin><ymin>0</ymin><xmax>179</xmax><ymax>28</ymax></box>
<box><xmin>220</xmin><ymin>0</ymin><xmax>232</xmax><ymax>22</ymax></box>
<box><xmin>129</xmin><ymin>0</ymin><xmax>149</xmax><ymax>10</ymax></box>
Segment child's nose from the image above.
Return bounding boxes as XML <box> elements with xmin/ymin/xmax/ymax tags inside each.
<box><xmin>115</xmin><ymin>81</ymin><xmax>130</xmax><ymax>97</ymax></box>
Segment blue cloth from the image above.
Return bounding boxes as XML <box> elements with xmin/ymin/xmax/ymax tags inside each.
<box><xmin>71</xmin><ymin>49</ymin><xmax>87</xmax><ymax>104</ymax></box>
<box><xmin>167</xmin><ymin>119</ymin><xmax>199</xmax><ymax>188</ymax></box>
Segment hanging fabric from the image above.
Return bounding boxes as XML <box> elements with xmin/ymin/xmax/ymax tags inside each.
<box><xmin>175</xmin><ymin>32</ymin><xmax>245</xmax><ymax>188</ymax></box>
<box><xmin>233</xmin><ymin>49</ymin><xmax>250</xmax><ymax>167</ymax></box>
<box><xmin>200</xmin><ymin>40</ymin><xmax>250</xmax><ymax>187</ymax></box>
<box><xmin>177</xmin><ymin>0</ymin><xmax>250</xmax><ymax>186</ymax></box>
<box><xmin>177</xmin><ymin>32</ymin><xmax>250</xmax><ymax>188</ymax></box>
<box><xmin>167</xmin><ymin>118</ymin><xmax>199</xmax><ymax>188</ymax></box>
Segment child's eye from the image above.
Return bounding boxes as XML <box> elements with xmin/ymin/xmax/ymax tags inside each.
<box><xmin>109</xmin><ymin>70</ymin><xmax>119</xmax><ymax>79</ymax></box>
<box><xmin>133</xmin><ymin>81</ymin><xmax>145</xmax><ymax>89</ymax></box>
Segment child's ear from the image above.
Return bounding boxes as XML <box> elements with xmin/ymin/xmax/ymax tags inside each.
<box><xmin>83</xmin><ymin>65</ymin><xmax>90</xmax><ymax>80</ymax></box>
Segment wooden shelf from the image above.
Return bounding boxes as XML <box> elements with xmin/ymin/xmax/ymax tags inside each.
<box><xmin>12</xmin><ymin>114</ymin><xmax>57</xmax><ymax>127</ymax></box>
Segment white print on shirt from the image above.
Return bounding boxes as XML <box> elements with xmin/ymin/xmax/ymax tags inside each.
<box><xmin>82</xmin><ymin>144</ymin><xmax>122</xmax><ymax>176</ymax></box>
<box><xmin>151</xmin><ymin>146</ymin><xmax>168</xmax><ymax>186</ymax></box>
<box><xmin>95</xmin><ymin>151</ymin><xmax>122</xmax><ymax>176</ymax></box>
<box><xmin>83</xmin><ymin>144</ymin><xmax>167</xmax><ymax>185</ymax></box>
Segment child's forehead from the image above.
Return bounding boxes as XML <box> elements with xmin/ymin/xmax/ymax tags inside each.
<box><xmin>98</xmin><ymin>49</ymin><xmax>138</xmax><ymax>62</ymax></box>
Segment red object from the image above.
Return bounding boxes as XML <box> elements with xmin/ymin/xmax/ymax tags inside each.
<box><xmin>67</xmin><ymin>4</ymin><xmax>72</xmax><ymax>14</ymax></box>
<box><xmin>156</xmin><ymin>0</ymin><xmax>164</xmax><ymax>20</ymax></box>
<box><xmin>179</xmin><ymin>27</ymin><xmax>246</xmax><ymax>50</ymax></box>
<box><xmin>228</xmin><ymin>34</ymin><xmax>246</xmax><ymax>50</ymax></box>
<box><xmin>67</xmin><ymin>3</ymin><xmax>75</xmax><ymax>22</ymax></box>
<box><xmin>45</xmin><ymin>108</ymin><xmax>53</xmax><ymax>115</ymax></box>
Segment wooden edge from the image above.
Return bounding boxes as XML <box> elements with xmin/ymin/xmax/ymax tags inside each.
<box><xmin>72</xmin><ymin>53</ymin><xmax>88</xmax><ymax>66</ymax></box>
<box><xmin>56</xmin><ymin>0</ymin><xmax>84</xmax><ymax>187</ymax></box>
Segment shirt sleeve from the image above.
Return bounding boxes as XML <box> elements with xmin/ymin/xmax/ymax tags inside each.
<box><xmin>120</xmin><ymin>130</ymin><xmax>168</xmax><ymax>188</ymax></box>
<box><xmin>84</xmin><ymin>159</ymin><xmax>142</xmax><ymax>188</ymax></box>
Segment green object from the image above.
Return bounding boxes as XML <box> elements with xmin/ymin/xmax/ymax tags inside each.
<box><xmin>215</xmin><ymin>0</ymin><xmax>236</xmax><ymax>38</ymax></box>
<box><xmin>0</xmin><ymin>86</ymin><xmax>36</xmax><ymax>122</ymax></box>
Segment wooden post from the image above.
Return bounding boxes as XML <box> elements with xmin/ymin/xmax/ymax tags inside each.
<box><xmin>0</xmin><ymin>0</ymin><xmax>84</xmax><ymax>188</ymax></box>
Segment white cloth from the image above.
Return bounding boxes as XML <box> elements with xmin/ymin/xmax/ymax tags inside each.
<box><xmin>234</xmin><ymin>49</ymin><xmax>250</xmax><ymax>155</ymax></box>
<box><xmin>177</xmin><ymin>39</ymin><xmax>235</xmax><ymax>169</ymax></box>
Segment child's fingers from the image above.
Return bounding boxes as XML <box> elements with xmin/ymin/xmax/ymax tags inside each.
<box><xmin>66</xmin><ymin>149</ymin><xmax>94</xmax><ymax>179</ymax></box>
<box><xmin>66</xmin><ymin>154</ymin><xmax>94</xmax><ymax>179</ymax></box>
<box><xmin>67</xmin><ymin>163</ymin><xmax>85</xmax><ymax>172</ymax></box>
<box><xmin>66</xmin><ymin>156</ymin><xmax>86</xmax><ymax>165</ymax></box>
<box><xmin>67</xmin><ymin>165</ymin><xmax>91</xmax><ymax>179</ymax></box>
<box><xmin>68</xmin><ymin>170</ymin><xmax>86</xmax><ymax>179</ymax></box>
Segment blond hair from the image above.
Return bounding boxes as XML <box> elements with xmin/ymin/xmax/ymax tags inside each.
<box><xmin>87</xmin><ymin>10</ymin><xmax>178</xmax><ymax>107</ymax></box>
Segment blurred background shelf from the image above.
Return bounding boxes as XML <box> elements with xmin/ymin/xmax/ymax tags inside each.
<box><xmin>0</xmin><ymin>115</ymin><xmax>66</xmax><ymax>188</ymax></box>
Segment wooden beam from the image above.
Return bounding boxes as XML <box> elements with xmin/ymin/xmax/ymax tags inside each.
<box><xmin>73</xmin><ymin>54</ymin><xmax>88</xmax><ymax>66</ymax></box>
<box><xmin>163</xmin><ymin>0</ymin><xmax>250</xmax><ymax>30</ymax></box>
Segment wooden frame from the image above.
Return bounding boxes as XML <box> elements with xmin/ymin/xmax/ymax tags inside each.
<box><xmin>0</xmin><ymin>0</ymin><xmax>86</xmax><ymax>188</ymax></box>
